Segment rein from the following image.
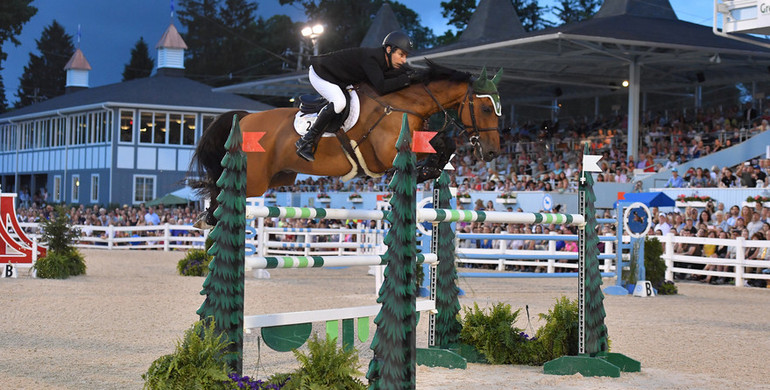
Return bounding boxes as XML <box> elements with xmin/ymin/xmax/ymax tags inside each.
<box><xmin>355</xmin><ymin>82</ymin><xmax>497</xmax><ymax>148</ymax></box>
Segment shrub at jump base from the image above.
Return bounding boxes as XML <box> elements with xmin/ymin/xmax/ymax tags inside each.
<box><xmin>459</xmin><ymin>302</ymin><xmax>544</xmax><ymax>365</ymax></box>
<box><xmin>33</xmin><ymin>206</ymin><xmax>86</xmax><ymax>279</ymax></box>
<box><xmin>282</xmin><ymin>334</ymin><xmax>366</xmax><ymax>390</ymax></box>
<box><xmin>646</xmin><ymin>237</ymin><xmax>678</xmax><ymax>295</ymax></box>
<box><xmin>177</xmin><ymin>249</ymin><xmax>212</xmax><ymax>276</ymax></box>
<box><xmin>143</xmin><ymin>319</ymin><xmax>232</xmax><ymax>390</ymax></box>
<box><xmin>535</xmin><ymin>296</ymin><xmax>580</xmax><ymax>362</ymax></box>
<box><xmin>459</xmin><ymin>297</ymin><xmax>585</xmax><ymax>365</ymax></box>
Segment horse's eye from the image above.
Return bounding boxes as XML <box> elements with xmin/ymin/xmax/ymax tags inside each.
<box><xmin>482</xmin><ymin>106</ymin><xmax>492</xmax><ymax>113</ymax></box>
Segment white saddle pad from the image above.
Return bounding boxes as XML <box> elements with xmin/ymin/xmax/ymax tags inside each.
<box><xmin>293</xmin><ymin>88</ymin><xmax>360</xmax><ymax>137</ymax></box>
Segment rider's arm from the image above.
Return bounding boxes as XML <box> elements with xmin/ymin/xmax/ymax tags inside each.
<box><xmin>362</xmin><ymin>58</ymin><xmax>409</xmax><ymax>95</ymax></box>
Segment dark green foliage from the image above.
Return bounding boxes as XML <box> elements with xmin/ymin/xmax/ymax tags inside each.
<box><xmin>32</xmin><ymin>249</ymin><xmax>86</xmax><ymax>279</ymax></box>
<box><xmin>16</xmin><ymin>20</ymin><xmax>73</xmax><ymax>108</ymax></box>
<box><xmin>142</xmin><ymin>319</ymin><xmax>232</xmax><ymax>390</ymax></box>
<box><xmin>197</xmin><ymin>115</ymin><xmax>246</xmax><ymax>374</ymax></box>
<box><xmin>64</xmin><ymin>248</ymin><xmax>86</xmax><ymax>276</ymax></box>
<box><xmin>367</xmin><ymin>115</ymin><xmax>416</xmax><ymax>389</ymax></box>
<box><xmin>178</xmin><ymin>249</ymin><xmax>213</xmax><ymax>276</ymax></box>
<box><xmin>552</xmin><ymin>0</ymin><xmax>600</xmax><ymax>24</ymax></box>
<box><xmin>658</xmin><ymin>280</ymin><xmax>678</xmax><ymax>295</ymax></box>
<box><xmin>460</xmin><ymin>303</ymin><xmax>524</xmax><ymax>364</ymax></box>
<box><xmin>645</xmin><ymin>237</ymin><xmax>677</xmax><ymax>294</ymax></box>
<box><xmin>34</xmin><ymin>205</ymin><xmax>85</xmax><ymax>279</ymax></box>
<box><xmin>39</xmin><ymin>205</ymin><xmax>80</xmax><ymax>253</ymax></box>
<box><xmin>122</xmin><ymin>37</ymin><xmax>154</xmax><ymax>81</ymax></box>
<box><xmin>282</xmin><ymin>334</ymin><xmax>365</xmax><ymax>390</ymax></box>
<box><xmin>535</xmin><ymin>296</ymin><xmax>580</xmax><ymax>361</ymax></box>
<box><xmin>32</xmin><ymin>250</ymin><xmax>70</xmax><ymax>279</ymax></box>
<box><xmin>0</xmin><ymin>0</ymin><xmax>37</xmax><ymax>111</ymax></box>
<box><xmin>434</xmin><ymin>172</ymin><xmax>462</xmax><ymax>348</ymax></box>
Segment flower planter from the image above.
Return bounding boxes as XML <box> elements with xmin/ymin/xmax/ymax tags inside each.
<box><xmin>675</xmin><ymin>201</ymin><xmax>708</xmax><ymax>208</ymax></box>
<box><xmin>349</xmin><ymin>198</ymin><xmax>363</xmax><ymax>203</ymax></box>
<box><xmin>318</xmin><ymin>198</ymin><xmax>331</xmax><ymax>203</ymax></box>
<box><xmin>742</xmin><ymin>201</ymin><xmax>770</xmax><ymax>208</ymax></box>
<box><xmin>495</xmin><ymin>198</ymin><xmax>517</xmax><ymax>204</ymax></box>
<box><xmin>458</xmin><ymin>198</ymin><xmax>472</xmax><ymax>203</ymax></box>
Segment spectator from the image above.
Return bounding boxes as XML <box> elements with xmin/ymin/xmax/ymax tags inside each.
<box><xmin>747</xmin><ymin>211</ymin><xmax>764</xmax><ymax>236</ymax></box>
<box><xmin>665</xmin><ymin>168</ymin><xmax>685</xmax><ymax>188</ymax></box>
<box><xmin>144</xmin><ymin>207</ymin><xmax>161</xmax><ymax>225</ymax></box>
<box><xmin>654</xmin><ymin>213</ymin><xmax>672</xmax><ymax>235</ymax></box>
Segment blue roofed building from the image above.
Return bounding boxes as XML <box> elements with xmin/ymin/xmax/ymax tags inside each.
<box><xmin>0</xmin><ymin>23</ymin><xmax>271</xmax><ymax>206</ymax></box>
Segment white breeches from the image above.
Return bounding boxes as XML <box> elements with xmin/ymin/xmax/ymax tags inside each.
<box><xmin>309</xmin><ymin>66</ymin><xmax>346</xmax><ymax>114</ymax></box>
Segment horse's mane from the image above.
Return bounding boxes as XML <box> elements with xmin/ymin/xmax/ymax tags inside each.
<box><xmin>423</xmin><ymin>59</ymin><xmax>472</xmax><ymax>83</ymax></box>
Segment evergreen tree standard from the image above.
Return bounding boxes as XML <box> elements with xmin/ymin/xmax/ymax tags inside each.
<box><xmin>367</xmin><ymin>114</ymin><xmax>417</xmax><ymax>389</ymax></box>
<box><xmin>197</xmin><ymin>115</ymin><xmax>246</xmax><ymax>374</ymax></box>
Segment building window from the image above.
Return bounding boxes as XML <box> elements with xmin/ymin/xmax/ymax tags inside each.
<box><xmin>154</xmin><ymin>113</ymin><xmax>167</xmax><ymax>144</ymax></box>
<box><xmin>53</xmin><ymin>176</ymin><xmax>62</xmax><ymax>203</ymax></box>
<box><xmin>71</xmin><ymin>174</ymin><xmax>80</xmax><ymax>203</ymax></box>
<box><xmin>183</xmin><ymin>114</ymin><xmax>196</xmax><ymax>145</ymax></box>
<box><xmin>139</xmin><ymin>112</ymin><xmax>153</xmax><ymax>143</ymax></box>
<box><xmin>120</xmin><ymin>110</ymin><xmax>134</xmax><ymax>143</ymax></box>
<box><xmin>90</xmin><ymin>174</ymin><xmax>99</xmax><ymax>203</ymax></box>
<box><xmin>134</xmin><ymin>175</ymin><xmax>155</xmax><ymax>203</ymax></box>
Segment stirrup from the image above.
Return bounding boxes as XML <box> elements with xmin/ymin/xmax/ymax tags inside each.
<box><xmin>296</xmin><ymin>139</ymin><xmax>318</xmax><ymax>162</ymax></box>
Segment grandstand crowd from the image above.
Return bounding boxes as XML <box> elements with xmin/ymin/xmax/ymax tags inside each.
<box><xmin>10</xmin><ymin>103</ymin><xmax>770</xmax><ymax>286</ymax></box>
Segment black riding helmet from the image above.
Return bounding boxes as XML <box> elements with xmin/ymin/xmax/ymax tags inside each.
<box><xmin>382</xmin><ymin>31</ymin><xmax>413</xmax><ymax>54</ymax></box>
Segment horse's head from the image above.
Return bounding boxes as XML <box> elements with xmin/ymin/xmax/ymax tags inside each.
<box><xmin>457</xmin><ymin>67</ymin><xmax>503</xmax><ymax>162</ymax></box>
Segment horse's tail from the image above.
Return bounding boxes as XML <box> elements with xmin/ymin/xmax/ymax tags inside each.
<box><xmin>188</xmin><ymin>110</ymin><xmax>249</xmax><ymax>202</ymax></box>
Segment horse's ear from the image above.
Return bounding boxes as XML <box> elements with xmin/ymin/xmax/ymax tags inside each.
<box><xmin>492</xmin><ymin>68</ymin><xmax>503</xmax><ymax>86</ymax></box>
<box><xmin>479</xmin><ymin>66</ymin><xmax>488</xmax><ymax>81</ymax></box>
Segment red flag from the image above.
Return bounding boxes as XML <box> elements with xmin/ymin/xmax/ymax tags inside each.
<box><xmin>617</xmin><ymin>192</ymin><xmax>626</xmax><ymax>200</ymax></box>
<box><xmin>412</xmin><ymin>131</ymin><xmax>436</xmax><ymax>153</ymax></box>
<box><xmin>242</xmin><ymin>132</ymin><xmax>265</xmax><ymax>152</ymax></box>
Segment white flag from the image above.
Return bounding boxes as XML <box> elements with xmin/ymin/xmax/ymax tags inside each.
<box><xmin>582</xmin><ymin>155</ymin><xmax>602</xmax><ymax>172</ymax></box>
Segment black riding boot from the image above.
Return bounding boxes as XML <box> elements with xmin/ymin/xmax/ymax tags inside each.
<box><xmin>296</xmin><ymin>103</ymin><xmax>338</xmax><ymax>162</ymax></box>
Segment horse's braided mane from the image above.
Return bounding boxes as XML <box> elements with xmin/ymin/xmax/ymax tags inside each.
<box><xmin>424</xmin><ymin>59</ymin><xmax>472</xmax><ymax>83</ymax></box>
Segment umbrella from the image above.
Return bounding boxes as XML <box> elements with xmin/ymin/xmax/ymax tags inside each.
<box><xmin>146</xmin><ymin>193</ymin><xmax>192</xmax><ymax>206</ymax></box>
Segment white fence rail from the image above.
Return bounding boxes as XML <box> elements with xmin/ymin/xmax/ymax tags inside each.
<box><xmin>656</xmin><ymin>235</ymin><xmax>770</xmax><ymax>287</ymax></box>
<box><xmin>15</xmin><ymin>222</ymin><xmax>770</xmax><ymax>288</ymax></box>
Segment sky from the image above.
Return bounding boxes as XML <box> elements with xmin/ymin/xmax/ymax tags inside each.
<box><xmin>2</xmin><ymin>0</ymin><xmax>714</xmax><ymax>105</ymax></box>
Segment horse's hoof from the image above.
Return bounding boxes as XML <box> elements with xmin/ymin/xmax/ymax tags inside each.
<box><xmin>193</xmin><ymin>218</ymin><xmax>212</xmax><ymax>230</ymax></box>
<box><xmin>416</xmin><ymin>167</ymin><xmax>442</xmax><ymax>183</ymax></box>
<box><xmin>193</xmin><ymin>213</ymin><xmax>214</xmax><ymax>230</ymax></box>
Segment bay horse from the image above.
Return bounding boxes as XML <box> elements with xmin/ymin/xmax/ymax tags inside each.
<box><xmin>190</xmin><ymin>62</ymin><xmax>503</xmax><ymax>227</ymax></box>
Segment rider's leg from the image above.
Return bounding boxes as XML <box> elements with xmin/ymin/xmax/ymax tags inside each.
<box><xmin>416</xmin><ymin>131</ymin><xmax>457</xmax><ymax>183</ymax></box>
<box><xmin>296</xmin><ymin>103</ymin><xmax>338</xmax><ymax>161</ymax></box>
<box><xmin>296</xmin><ymin>66</ymin><xmax>347</xmax><ymax>162</ymax></box>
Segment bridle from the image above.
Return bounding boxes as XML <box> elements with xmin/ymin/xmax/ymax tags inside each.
<box><xmin>355</xmin><ymin>81</ymin><xmax>499</xmax><ymax>153</ymax></box>
<box><xmin>422</xmin><ymin>83</ymin><xmax>499</xmax><ymax>157</ymax></box>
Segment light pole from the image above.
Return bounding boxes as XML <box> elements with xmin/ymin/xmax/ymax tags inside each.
<box><xmin>301</xmin><ymin>24</ymin><xmax>325</xmax><ymax>56</ymax></box>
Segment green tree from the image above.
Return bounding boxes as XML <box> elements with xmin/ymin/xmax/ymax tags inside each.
<box><xmin>178</xmin><ymin>0</ymin><xmax>224</xmax><ymax>82</ymax></box>
<box><xmin>16</xmin><ymin>20</ymin><xmax>73</xmax><ymax>108</ymax></box>
<box><xmin>513</xmin><ymin>0</ymin><xmax>550</xmax><ymax>31</ymax></box>
<box><xmin>0</xmin><ymin>0</ymin><xmax>37</xmax><ymax>111</ymax></box>
<box><xmin>552</xmin><ymin>0</ymin><xmax>599</xmax><ymax>24</ymax></box>
<box><xmin>440</xmin><ymin>0</ymin><xmax>475</xmax><ymax>30</ymax></box>
<box><xmin>438</xmin><ymin>0</ymin><xmax>549</xmax><ymax>43</ymax></box>
<box><xmin>367</xmin><ymin>114</ymin><xmax>417</xmax><ymax>389</ymax></box>
<box><xmin>122</xmin><ymin>37</ymin><xmax>154</xmax><ymax>81</ymax></box>
<box><xmin>196</xmin><ymin>115</ymin><xmax>246</xmax><ymax>374</ymax></box>
<box><xmin>179</xmin><ymin>0</ymin><xmax>294</xmax><ymax>87</ymax></box>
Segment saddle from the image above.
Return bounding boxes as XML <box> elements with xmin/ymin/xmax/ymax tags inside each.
<box><xmin>293</xmin><ymin>87</ymin><xmax>360</xmax><ymax>136</ymax></box>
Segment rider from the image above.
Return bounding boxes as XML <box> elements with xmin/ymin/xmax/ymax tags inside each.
<box><xmin>295</xmin><ymin>31</ymin><xmax>423</xmax><ymax>162</ymax></box>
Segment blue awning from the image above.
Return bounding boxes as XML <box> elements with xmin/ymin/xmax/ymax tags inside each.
<box><xmin>614</xmin><ymin>192</ymin><xmax>674</xmax><ymax>208</ymax></box>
